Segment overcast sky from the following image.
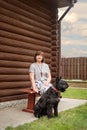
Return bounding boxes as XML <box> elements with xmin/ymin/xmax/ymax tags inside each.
<box><xmin>59</xmin><ymin>0</ymin><xmax>87</xmax><ymax>57</ymax></box>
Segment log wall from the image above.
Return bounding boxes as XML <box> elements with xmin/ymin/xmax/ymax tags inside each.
<box><xmin>0</xmin><ymin>0</ymin><xmax>59</xmax><ymax>102</ymax></box>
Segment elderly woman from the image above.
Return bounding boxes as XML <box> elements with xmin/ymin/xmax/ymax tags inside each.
<box><xmin>29</xmin><ymin>51</ymin><xmax>52</xmax><ymax>95</ymax></box>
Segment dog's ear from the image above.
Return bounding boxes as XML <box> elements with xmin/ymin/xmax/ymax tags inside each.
<box><xmin>56</xmin><ymin>77</ymin><xmax>60</xmax><ymax>85</ymax></box>
<box><xmin>56</xmin><ymin>76</ymin><xmax>62</xmax><ymax>81</ymax></box>
<box><xmin>60</xmin><ymin>76</ymin><xmax>62</xmax><ymax>80</ymax></box>
<box><xmin>56</xmin><ymin>77</ymin><xmax>59</xmax><ymax>81</ymax></box>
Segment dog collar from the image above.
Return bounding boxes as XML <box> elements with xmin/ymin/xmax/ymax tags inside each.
<box><xmin>51</xmin><ymin>86</ymin><xmax>60</xmax><ymax>93</ymax></box>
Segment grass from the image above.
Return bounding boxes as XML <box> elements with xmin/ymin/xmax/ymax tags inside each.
<box><xmin>61</xmin><ymin>87</ymin><xmax>87</xmax><ymax>100</ymax></box>
<box><xmin>6</xmin><ymin>103</ymin><xmax>87</xmax><ymax>130</ymax></box>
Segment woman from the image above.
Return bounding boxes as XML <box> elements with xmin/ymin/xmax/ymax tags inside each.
<box><xmin>29</xmin><ymin>51</ymin><xmax>52</xmax><ymax>95</ymax></box>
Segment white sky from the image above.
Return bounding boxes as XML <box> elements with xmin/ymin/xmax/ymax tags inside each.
<box><xmin>59</xmin><ymin>0</ymin><xmax>87</xmax><ymax>57</ymax></box>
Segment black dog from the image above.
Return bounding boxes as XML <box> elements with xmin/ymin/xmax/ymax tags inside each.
<box><xmin>34</xmin><ymin>77</ymin><xmax>69</xmax><ymax>118</ymax></box>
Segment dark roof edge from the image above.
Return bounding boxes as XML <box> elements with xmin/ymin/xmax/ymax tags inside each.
<box><xmin>58</xmin><ymin>0</ymin><xmax>77</xmax><ymax>8</ymax></box>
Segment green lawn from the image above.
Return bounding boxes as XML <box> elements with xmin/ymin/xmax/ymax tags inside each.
<box><xmin>6</xmin><ymin>103</ymin><xmax>87</xmax><ymax>130</ymax></box>
<box><xmin>62</xmin><ymin>87</ymin><xmax>87</xmax><ymax>100</ymax></box>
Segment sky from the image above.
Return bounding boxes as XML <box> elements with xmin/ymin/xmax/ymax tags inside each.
<box><xmin>59</xmin><ymin>0</ymin><xmax>87</xmax><ymax>58</ymax></box>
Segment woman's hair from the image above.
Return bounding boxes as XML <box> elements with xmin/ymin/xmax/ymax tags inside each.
<box><xmin>34</xmin><ymin>51</ymin><xmax>45</xmax><ymax>62</ymax></box>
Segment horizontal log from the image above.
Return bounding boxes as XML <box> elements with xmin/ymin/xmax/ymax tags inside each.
<box><xmin>51</xmin><ymin>58</ymin><xmax>57</xmax><ymax>62</ymax></box>
<box><xmin>51</xmin><ymin>18</ymin><xmax>57</xmax><ymax>24</ymax></box>
<box><xmin>51</xmin><ymin>68</ymin><xmax>57</xmax><ymax>72</ymax></box>
<box><xmin>51</xmin><ymin>63</ymin><xmax>57</xmax><ymax>67</ymax></box>
<box><xmin>0</xmin><ymin>67</ymin><xmax>28</xmax><ymax>74</ymax></box>
<box><xmin>0</xmin><ymin>12</ymin><xmax>51</xmax><ymax>36</ymax></box>
<box><xmin>3</xmin><ymin>0</ymin><xmax>51</xmax><ymax>20</ymax></box>
<box><xmin>51</xmin><ymin>35</ymin><xmax>56</xmax><ymax>39</ymax></box>
<box><xmin>0</xmin><ymin>94</ymin><xmax>28</xmax><ymax>102</ymax></box>
<box><xmin>0</xmin><ymin>75</ymin><xmax>29</xmax><ymax>81</ymax></box>
<box><xmin>0</xmin><ymin>22</ymin><xmax>51</xmax><ymax>42</ymax></box>
<box><xmin>51</xmin><ymin>40</ymin><xmax>57</xmax><ymax>44</ymax></box>
<box><xmin>0</xmin><ymin>52</ymin><xmax>33</xmax><ymax>62</ymax></box>
<box><xmin>0</xmin><ymin>59</ymin><xmax>51</xmax><ymax>68</ymax></box>
<box><xmin>0</xmin><ymin>60</ymin><xmax>30</xmax><ymax>68</ymax></box>
<box><xmin>51</xmin><ymin>46</ymin><xmax>58</xmax><ymax>50</ymax></box>
<box><xmin>0</xmin><ymin>81</ymin><xmax>31</xmax><ymax>89</ymax></box>
<box><xmin>52</xmin><ymin>77</ymin><xmax>56</xmax><ymax>82</ymax></box>
<box><xmin>51</xmin><ymin>52</ymin><xmax>57</xmax><ymax>56</ymax></box>
<box><xmin>42</xmin><ymin>59</ymin><xmax>51</xmax><ymax>65</ymax></box>
<box><xmin>0</xmin><ymin>31</ymin><xmax>51</xmax><ymax>48</ymax></box>
<box><xmin>51</xmin><ymin>73</ymin><xmax>57</xmax><ymax>77</ymax></box>
<box><xmin>51</xmin><ymin>71</ymin><xmax>57</xmax><ymax>75</ymax></box>
<box><xmin>51</xmin><ymin>29</ymin><xmax>56</xmax><ymax>34</ymax></box>
<box><xmin>0</xmin><ymin>88</ymin><xmax>28</xmax><ymax>97</ymax></box>
<box><xmin>51</xmin><ymin>24</ymin><xmax>57</xmax><ymax>29</ymax></box>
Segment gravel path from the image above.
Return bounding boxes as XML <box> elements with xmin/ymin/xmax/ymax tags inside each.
<box><xmin>0</xmin><ymin>98</ymin><xmax>87</xmax><ymax>130</ymax></box>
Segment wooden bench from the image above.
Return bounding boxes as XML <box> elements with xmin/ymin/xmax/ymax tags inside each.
<box><xmin>22</xmin><ymin>88</ymin><xmax>62</xmax><ymax>113</ymax></box>
<box><xmin>22</xmin><ymin>89</ymin><xmax>39</xmax><ymax>113</ymax></box>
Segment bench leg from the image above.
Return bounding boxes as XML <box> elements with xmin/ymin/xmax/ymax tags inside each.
<box><xmin>23</xmin><ymin>93</ymin><xmax>36</xmax><ymax>113</ymax></box>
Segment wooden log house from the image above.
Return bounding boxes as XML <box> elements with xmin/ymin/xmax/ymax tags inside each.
<box><xmin>0</xmin><ymin>0</ymin><xmax>77</xmax><ymax>102</ymax></box>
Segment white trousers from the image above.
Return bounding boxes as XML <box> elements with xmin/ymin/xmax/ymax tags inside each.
<box><xmin>35</xmin><ymin>77</ymin><xmax>52</xmax><ymax>95</ymax></box>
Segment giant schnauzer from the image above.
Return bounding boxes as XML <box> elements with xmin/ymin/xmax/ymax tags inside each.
<box><xmin>34</xmin><ymin>77</ymin><xmax>69</xmax><ymax>118</ymax></box>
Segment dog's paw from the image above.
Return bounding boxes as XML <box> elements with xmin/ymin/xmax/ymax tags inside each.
<box><xmin>35</xmin><ymin>115</ymin><xmax>40</xmax><ymax>118</ymax></box>
<box><xmin>54</xmin><ymin>114</ymin><xmax>58</xmax><ymax>117</ymax></box>
<box><xmin>34</xmin><ymin>113</ymin><xmax>40</xmax><ymax>118</ymax></box>
<box><xmin>47</xmin><ymin>114</ymin><xmax>53</xmax><ymax>119</ymax></box>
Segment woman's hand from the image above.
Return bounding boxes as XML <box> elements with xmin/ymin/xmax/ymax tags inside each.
<box><xmin>44</xmin><ymin>72</ymin><xmax>51</xmax><ymax>86</ymax></box>
<box><xmin>33</xmin><ymin>87</ymin><xmax>39</xmax><ymax>93</ymax></box>
<box><xmin>44</xmin><ymin>81</ymin><xmax>49</xmax><ymax>86</ymax></box>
